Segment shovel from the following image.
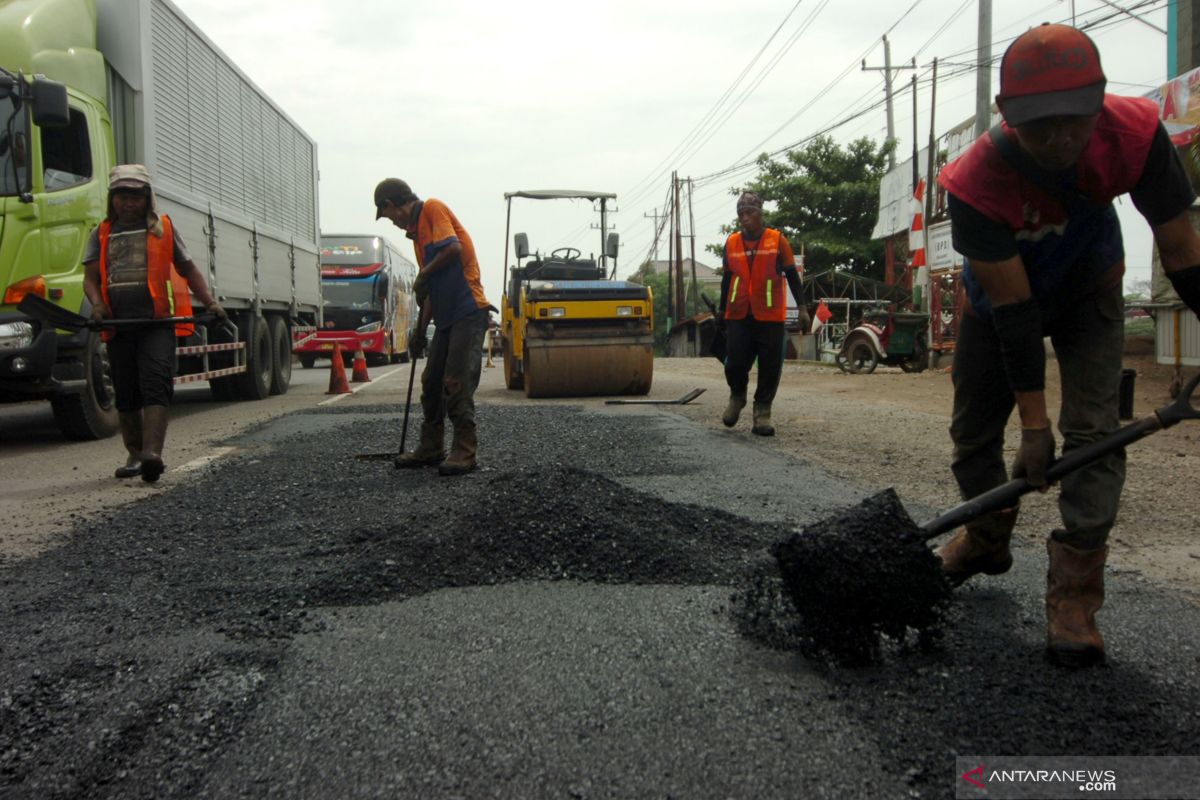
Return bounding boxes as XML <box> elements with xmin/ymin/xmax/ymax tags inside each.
<box><xmin>18</xmin><ymin>293</ymin><xmax>212</xmax><ymax>330</ymax></box>
<box><xmin>770</xmin><ymin>371</ymin><xmax>1200</xmax><ymax>662</ymax></box>
<box><xmin>356</xmin><ymin>343</ymin><xmax>421</xmax><ymax>462</ymax></box>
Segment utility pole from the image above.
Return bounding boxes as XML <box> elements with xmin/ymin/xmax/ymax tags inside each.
<box><xmin>687</xmin><ymin>178</ymin><xmax>698</xmax><ymax>319</ymax></box>
<box><xmin>643</xmin><ymin>208</ymin><xmax>662</xmax><ymax>265</ymax></box>
<box><xmin>673</xmin><ymin>171</ymin><xmax>685</xmax><ymax>323</ymax></box>
<box><xmin>975</xmin><ymin>0</ymin><xmax>993</xmax><ymax>138</ymax></box>
<box><xmin>923</xmin><ymin>58</ymin><xmax>939</xmax><ymax>316</ymax></box>
<box><xmin>862</xmin><ymin>35</ymin><xmax>916</xmax><ymax>169</ymax></box>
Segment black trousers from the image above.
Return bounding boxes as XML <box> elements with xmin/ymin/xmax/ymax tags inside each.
<box><xmin>723</xmin><ymin>317</ymin><xmax>787</xmax><ymax>404</ymax></box>
<box><xmin>107</xmin><ymin>326</ymin><xmax>175</xmax><ymax>412</ymax></box>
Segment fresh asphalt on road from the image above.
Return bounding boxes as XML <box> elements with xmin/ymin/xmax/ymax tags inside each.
<box><xmin>2</xmin><ymin>396</ymin><xmax>1199</xmax><ymax>799</ymax></box>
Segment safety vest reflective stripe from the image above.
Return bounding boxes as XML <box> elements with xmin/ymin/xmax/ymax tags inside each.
<box><xmin>766</xmin><ymin>280</ymin><xmax>773</xmax><ymax>308</ymax></box>
<box><xmin>729</xmin><ymin>276</ymin><xmax>740</xmax><ymax>305</ymax></box>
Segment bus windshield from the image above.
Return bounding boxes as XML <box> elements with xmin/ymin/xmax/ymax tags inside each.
<box><xmin>321</xmin><ymin>236</ymin><xmax>384</xmax><ymax>266</ymax></box>
<box><xmin>322</xmin><ymin>277</ymin><xmax>378</xmax><ymax>310</ymax></box>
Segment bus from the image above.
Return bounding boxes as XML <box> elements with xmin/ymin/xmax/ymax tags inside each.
<box><xmin>295</xmin><ymin>235</ymin><xmax>418</xmax><ymax>368</ymax></box>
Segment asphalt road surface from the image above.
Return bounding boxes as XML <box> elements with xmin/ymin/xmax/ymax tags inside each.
<box><xmin>2</xmin><ymin>364</ymin><xmax>1199</xmax><ymax>799</ymax></box>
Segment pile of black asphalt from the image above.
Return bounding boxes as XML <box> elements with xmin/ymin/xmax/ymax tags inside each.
<box><xmin>2</xmin><ymin>403</ymin><xmax>1199</xmax><ymax>798</ymax></box>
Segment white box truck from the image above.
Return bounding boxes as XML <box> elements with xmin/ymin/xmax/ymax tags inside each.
<box><xmin>0</xmin><ymin>0</ymin><xmax>321</xmax><ymax>439</ymax></box>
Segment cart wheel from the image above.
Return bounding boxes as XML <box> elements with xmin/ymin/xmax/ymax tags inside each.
<box><xmin>899</xmin><ymin>339</ymin><xmax>929</xmax><ymax>373</ymax></box>
<box><xmin>841</xmin><ymin>334</ymin><xmax>878</xmax><ymax>375</ymax></box>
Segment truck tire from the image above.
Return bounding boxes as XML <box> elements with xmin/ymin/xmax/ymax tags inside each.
<box><xmin>236</xmin><ymin>314</ymin><xmax>272</xmax><ymax>400</ymax></box>
<box><xmin>268</xmin><ymin>315</ymin><xmax>292</xmax><ymax>396</ymax></box>
<box><xmin>50</xmin><ymin>331</ymin><xmax>119</xmax><ymax>440</ymax></box>
<box><xmin>298</xmin><ymin>354</ymin><xmax>316</xmax><ymax>369</ymax></box>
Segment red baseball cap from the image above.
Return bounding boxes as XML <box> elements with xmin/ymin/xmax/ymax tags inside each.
<box><xmin>997</xmin><ymin>23</ymin><xmax>1106</xmax><ymax>127</ymax></box>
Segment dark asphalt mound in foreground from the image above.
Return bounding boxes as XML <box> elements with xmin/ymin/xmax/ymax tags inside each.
<box><xmin>767</xmin><ymin>488</ymin><xmax>952</xmax><ymax>665</ymax></box>
<box><xmin>3</xmin><ymin>404</ymin><xmax>1200</xmax><ymax>800</ymax></box>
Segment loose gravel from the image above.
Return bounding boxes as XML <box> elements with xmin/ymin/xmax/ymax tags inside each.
<box><xmin>3</xmin><ymin>400</ymin><xmax>1199</xmax><ymax>799</ymax></box>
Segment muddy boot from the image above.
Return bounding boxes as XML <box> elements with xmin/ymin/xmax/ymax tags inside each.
<box><xmin>935</xmin><ymin>507</ymin><xmax>1018</xmax><ymax>586</ymax></box>
<box><xmin>722</xmin><ymin>392</ymin><xmax>747</xmax><ymax>428</ymax></box>
<box><xmin>394</xmin><ymin>422</ymin><xmax>445</xmax><ymax>469</ymax></box>
<box><xmin>751</xmin><ymin>403</ymin><xmax>774</xmax><ymax>436</ymax></box>
<box><xmin>1046</xmin><ymin>537</ymin><xmax>1108</xmax><ymax>668</ymax></box>
<box><xmin>139</xmin><ymin>404</ymin><xmax>169</xmax><ymax>483</ymax></box>
<box><xmin>438</xmin><ymin>426</ymin><xmax>477</xmax><ymax>476</ymax></box>
<box><xmin>115</xmin><ymin>411</ymin><xmax>144</xmax><ymax>479</ymax></box>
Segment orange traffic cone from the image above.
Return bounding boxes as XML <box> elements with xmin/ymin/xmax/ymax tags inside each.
<box><xmin>351</xmin><ymin>348</ymin><xmax>371</xmax><ymax>383</ymax></box>
<box><xmin>326</xmin><ymin>343</ymin><xmax>350</xmax><ymax>394</ymax></box>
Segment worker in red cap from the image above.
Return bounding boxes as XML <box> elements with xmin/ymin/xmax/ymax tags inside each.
<box><xmin>715</xmin><ymin>191</ymin><xmax>809</xmax><ymax>436</ymax></box>
<box><xmin>936</xmin><ymin>24</ymin><xmax>1200</xmax><ymax>667</ymax></box>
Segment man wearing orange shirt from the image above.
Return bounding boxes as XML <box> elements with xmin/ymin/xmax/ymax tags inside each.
<box><xmin>375</xmin><ymin>179</ymin><xmax>492</xmax><ymax>476</ymax></box>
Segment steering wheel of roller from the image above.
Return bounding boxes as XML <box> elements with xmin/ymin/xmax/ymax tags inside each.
<box><xmin>550</xmin><ymin>247</ymin><xmax>582</xmax><ymax>261</ymax></box>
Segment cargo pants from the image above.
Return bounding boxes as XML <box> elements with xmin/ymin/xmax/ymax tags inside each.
<box><xmin>949</xmin><ymin>281</ymin><xmax>1126</xmax><ymax>550</ymax></box>
<box><xmin>420</xmin><ymin>308</ymin><xmax>489</xmax><ymax>435</ymax></box>
<box><xmin>724</xmin><ymin>317</ymin><xmax>788</xmax><ymax>404</ymax></box>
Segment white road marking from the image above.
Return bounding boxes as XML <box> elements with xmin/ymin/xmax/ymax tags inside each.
<box><xmin>174</xmin><ymin>446</ymin><xmax>237</xmax><ymax>473</ymax></box>
<box><xmin>318</xmin><ymin>365</ymin><xmax>405</xmax><ymax>405</ymax></box>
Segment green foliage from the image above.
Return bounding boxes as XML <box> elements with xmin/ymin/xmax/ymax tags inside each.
<box><xmin>631</xmin><ymin>263</ymin><xmax>711</xmax><ymax>355</ymax></box>
<box><xmin>708</xmin><ymin>135</ymin><xmax>893</xmax><ymax>281</ymax></box>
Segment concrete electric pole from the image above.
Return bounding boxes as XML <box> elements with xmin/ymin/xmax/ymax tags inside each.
<box><xmin>862</xmin><ymin>35</ymin><xmax>916</xmax><ymax>169</ymax></box>
<box><xmin>974</xmin><ymin>0</ymin><xmax>992</xmax><ymax>138</ymax></box>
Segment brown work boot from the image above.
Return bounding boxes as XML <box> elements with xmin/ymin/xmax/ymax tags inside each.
<box><xmin>751</xmin><ymin>402</ymin><xmax>774</xmax><ymax>436</ymax></box>
<box><xmin>722</xmin><ymin>392</ymin><xmax>747</xmax><ymax>428</ymax></box>
<box><xmin>115</xmin><ymin>411</ymin><xmax>143</xmax><ymax>479</ymax></box>
<box><xmin>139</xmin><ymin>405</ymin><xmax>169</xmax><ymax>483</ymax></box>
<box><xmin>438</xmin><ymin>426</ymin><xmax>477</xmax><ymax>476</ymax></box>
<box><xmin>394</xmin><ymin>422</ymin><xmax>445</xmax><ymax>469</ymax></box>
<box><xmin>935</xmin><ymin>507</ymin><xmax>1018</xmax><ymax>586</ymax></box>
<box><xmin>1046</xmin><ymin>537</ymin><xmax>1108</xmax><ymax>668</ymax></box>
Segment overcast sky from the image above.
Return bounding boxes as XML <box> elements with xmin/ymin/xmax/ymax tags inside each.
<box><xmin>173</xmin><ymin>0</ymin><xmax>1171</xmax><ymax>299</ymax></box>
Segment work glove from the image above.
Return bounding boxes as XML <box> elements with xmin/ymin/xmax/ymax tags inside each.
<box><xmin>90</xmin><ymin>302</ymin><xmax>111</xmax><ymax>323</ymax></box>
<box><xmin>408</xmin><ymin>327</ymin><xmax>427</xmax><ymax>360</ymax></box>
<box><xmin>413</xmin><ymin>269</ymin><xmax>431</xmax><ymax>305</ymax></box>
<box><xmin>205</xmin><ymin>301</ymin><xmax>228</xmax><ymax>321</ymax></box>
<box><xmin>1011</xmin><ymin>425</ymin><xmax>1056</xmax><ymax>490</ymax></box>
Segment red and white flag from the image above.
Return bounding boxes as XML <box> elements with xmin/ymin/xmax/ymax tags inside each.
<box><xmin>811</xmin><ymin>300</ymin><xmax>834</xmax><ymax>334</ymax></box>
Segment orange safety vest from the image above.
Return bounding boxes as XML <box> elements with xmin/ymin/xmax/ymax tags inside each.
<box><xmin>723</xmin><ymin>228</ymin><xmax>786</xmax><ymax>322</ymax></box>
<box><xmin>97</xmin><ymin>215</ymin><xmax>194</xmax><ymax>341</ymax></box>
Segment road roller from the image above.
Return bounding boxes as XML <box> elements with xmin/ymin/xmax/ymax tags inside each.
<box><xmin>500</xmin><ymin>190</ymin><xmax>654</xmax><ymax>398</ymax></box>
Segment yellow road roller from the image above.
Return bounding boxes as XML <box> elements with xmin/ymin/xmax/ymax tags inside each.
<box><xmin>501</xmin><ymin>190</ymin><xmax>654</xmax><ymax>398</ymax></box>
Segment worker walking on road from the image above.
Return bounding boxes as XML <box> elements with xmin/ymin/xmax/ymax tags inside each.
<box><xmin>716</xmin><ymin>191</ymin><xmax>809</xmax><ymax>436</ymax></box>
<box><xmin>375</xmin><ymin>179</ymin><xmax>492</xmax><ymax>476</ymax></box>
<box><xmin>936</xmin><ymin>24</ymin><xmax>1200</xmax><ymax>667</ymax></box>
<box><xmin>82</xmin><ymin>164</ymin><xmax>226</xmax><ymax>483</ymax></box>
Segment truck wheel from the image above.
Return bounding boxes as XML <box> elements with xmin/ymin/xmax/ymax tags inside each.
<box><xmin>236</xmin><ymin>314</ymin><xmax>272</xmax><ymax>400</ymax></box>
<box><xmin>299</xmin><ymin>354</ymin><xmax>316</xmax><ymax>369</ymax></box>
<box><xmin>268</xmin><ymin>315</ymin><xmax>292</xmax><ymax>395</ymax></box>
<box><xmin>50</xmin><ymin>331</ymin><xmax>119</xmax><ymax>440</ymax></box>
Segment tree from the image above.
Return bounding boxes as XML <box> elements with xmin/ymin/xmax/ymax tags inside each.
<box><xmin>630</xmin><ymin>262</ymin><xmax>708</xmax><ymax>355</ymax></box>
<box><xmin>709</xmin><ymin>135</ymin><xmax>893</xmax><ymax>281</ymax></box>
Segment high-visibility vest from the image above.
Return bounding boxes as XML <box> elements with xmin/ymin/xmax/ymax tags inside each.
<box><xmin>98</xmin><ymin>215</ymin><xmax>194</xmax><ymax>340</ymax></box>
<box><xmin>723</xmin><ymin>228</ymin><xmax>786</xmax><ymax>322</ymax></box>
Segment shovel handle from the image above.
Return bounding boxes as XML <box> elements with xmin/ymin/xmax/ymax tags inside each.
<box><xmin>920</xmin><ymin>371</ymin><xmax>1200</xmax><ymax>539</ymax></box>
